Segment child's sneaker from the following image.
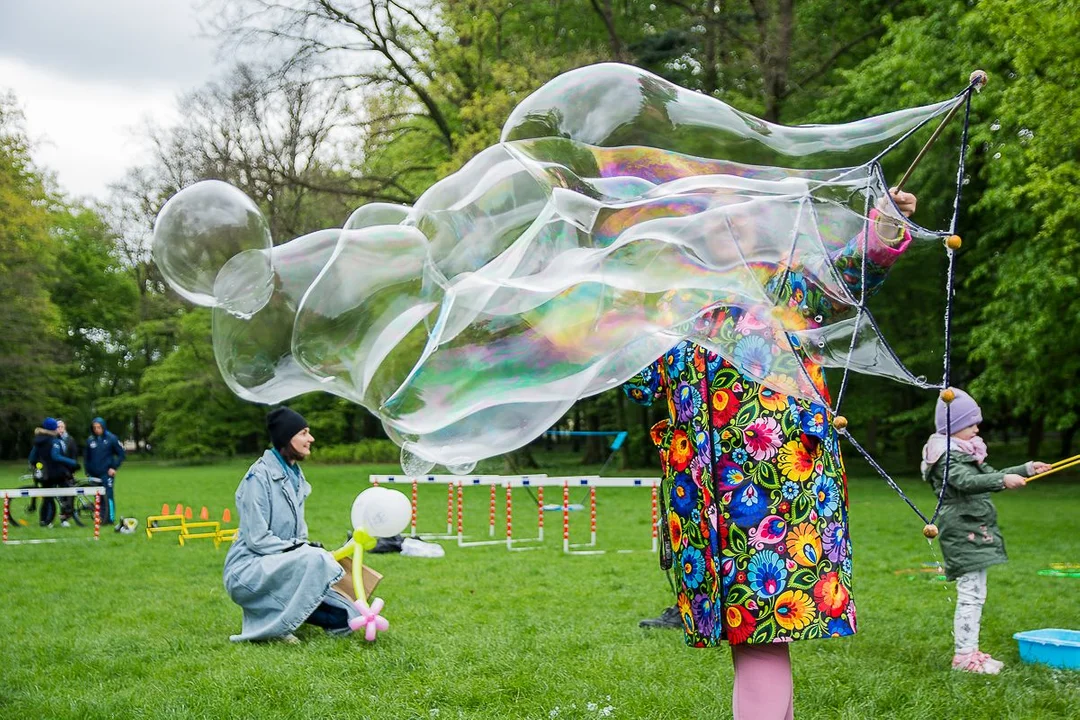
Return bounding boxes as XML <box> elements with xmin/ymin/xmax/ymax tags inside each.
<box><xmin>952</xmin><ymin>650</ymin><xmax>1001</xmax><ymax>674</ymax></box>
<box><xmin>980</xmin><ymin>652</ymin><xmax>1005</xmax><ymax>673</ymax></box>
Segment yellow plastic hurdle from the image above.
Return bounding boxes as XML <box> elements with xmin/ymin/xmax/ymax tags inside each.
<box><xmin>146</xmin><ymin>510</ymin><xmax>239</xmax><ymax>547</ymax></box>
<box><xmin>145</xmin><ymin>514</ymin><xmax>186</xmax><ymax>539</ymax></box>
<box><xmin>178</xmin><ymin>521</ymin><xmax>221</xmax><ymax>547</ymax></box>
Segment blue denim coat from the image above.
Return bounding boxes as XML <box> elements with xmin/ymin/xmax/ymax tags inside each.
<box><xmin>222</xmin><ymin>449</ymin><xmax>358</xmax><ymax>641</ymax></box>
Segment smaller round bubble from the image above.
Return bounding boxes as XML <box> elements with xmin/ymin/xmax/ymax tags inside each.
<box><xmin>152</xmin><ymin>179</ymin><xmax>273</xmax><ymax>308</ymax></box>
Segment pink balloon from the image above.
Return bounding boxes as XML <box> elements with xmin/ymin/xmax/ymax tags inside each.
<box><xmin>349</xmin><ymin>596</ymin><xmax>389</xmax><ymax>641</ymax></box>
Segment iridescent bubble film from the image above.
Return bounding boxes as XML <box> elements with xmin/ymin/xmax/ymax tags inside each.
<box><xmin>151</xmin><ymin>63</ymin><xmax>963</xmax><ymax>469</ymax></box>
<box><xmin>152</xmin><ymin>179</ymin><xmax>273</xmax><ymax>311</ymax></box>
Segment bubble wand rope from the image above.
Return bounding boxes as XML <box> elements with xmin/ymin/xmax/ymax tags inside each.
<box><xmin>835</xmin><ymin>71</ymin><xmax>983</xmax><ymax>537</ymax></box>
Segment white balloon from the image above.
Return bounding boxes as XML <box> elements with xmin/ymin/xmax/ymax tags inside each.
<box><xmin>351</xmin><ymin>487</ymin><xmax>411</xmax><ymax>537</ymax></box>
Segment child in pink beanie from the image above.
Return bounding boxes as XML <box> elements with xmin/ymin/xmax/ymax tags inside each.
<box><xmin>920</xmin><ymin>388</ymin><xmax>1051</xmax><ymax>674</ymax></box>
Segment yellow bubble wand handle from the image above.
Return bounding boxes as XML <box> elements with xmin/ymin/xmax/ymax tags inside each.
<box><xmin>1051</xmin><ymin>453</ymin><xmax>1080</xmax><ymax>470</ymax></box>
<box><xmin>1028</xmin><ymin>456</ymin><xmax>1080</xmax><ymax>482</ymax></box>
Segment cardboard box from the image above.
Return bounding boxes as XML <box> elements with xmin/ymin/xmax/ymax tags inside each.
<box><xmin>334</xmin><ymin>554</ymin><xmax>382</xmax><ymax>602</ymax></box>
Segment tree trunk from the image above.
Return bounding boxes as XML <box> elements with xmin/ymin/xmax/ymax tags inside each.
<box><xmin>641</xmin><ymin>404</ymin><xmax>655</xmax><ymax>467</ymax></box>
<box><xmin>571</xmin><ymin>406</ymin><xmax>583</xmax><ymax>452</ymax></box>
<box><xmin>504</xmin><ymin>446</ymin><xmax>539</xmax><ymax>473</ymax></box>
<box><xmin>133</xmin><ymin>414</ymin><xmax>142</xmax><ymax>452</ymax></box>
<box><xmin>362</xmin><ymin>411</ymin><xmax>381</xmax><ymax>439</ymax></box>
<box><xmin>1027</xmin><ymin>415</ymin><xmax>1045</xmax><ymax>458</ymax></box>
<box><xmin>581</xmin><ymin>399</ymin><xmax>607</xmax><ymax>465</ymax></box>
<box><xmin>589</xmin><ymin>0</ymin><xmax>625</xmax><ymax>61</ymax></box>
<box><xmin>1060</xmin><ymin>418</ymin><xmax>1080</xmax><ymax>458</ymax></box>
<box><xmin>865</xmin><ymin>416</ymin><xmax>879</xmax><ymax>456</ymax></box>
<box><xmin>615</xmin><ymin>389</ymin><xmax>629</xmax><ymax>469</ymax></box>
<box><xmin>702</xmin><ymin>18</ymin><xmax>720</xmax><ymax>96</ymax></box>
<box><xmin>758</xmin><ymin>0</ymin><xmax>795</xmax><ymax>122</ymax></box>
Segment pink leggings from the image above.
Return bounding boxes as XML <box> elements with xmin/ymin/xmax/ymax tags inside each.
<box><xmin>731</xmin><ymin>643</ymin><xmax>793</xmax><ymax>720</ymax></box>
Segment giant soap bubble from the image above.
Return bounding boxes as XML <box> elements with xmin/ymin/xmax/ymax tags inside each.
<box><xmin>152</xmin><ymin>180</ymin><xmax>273</xmax><ymax>314</ymax></box>
<box><xmin>151</xmin><ymin>63</ymin><xmax>969</xmax><ymax>471</ymax></box>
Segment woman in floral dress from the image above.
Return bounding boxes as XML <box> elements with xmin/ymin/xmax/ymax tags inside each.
<box><xmin>624</xmin><ymin>190</ymin><xmax>917</xmax><ymax>719</ymax></box>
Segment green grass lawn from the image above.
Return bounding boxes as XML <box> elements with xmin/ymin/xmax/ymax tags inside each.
<box><xmin>1</xmin><ymin>459</ymin><xmax>1078</xmax><ymax>719</ymax></box>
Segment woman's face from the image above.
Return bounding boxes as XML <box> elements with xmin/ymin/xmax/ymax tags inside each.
<box><xmin>289</xmin><ymin>428</ymin><xmax>315</xmax><ymax>459</ymax></box>
<box><xmin>954</xmin><ymin>424</ymin><xmax>979</xmax><ymax>441</ymax></box>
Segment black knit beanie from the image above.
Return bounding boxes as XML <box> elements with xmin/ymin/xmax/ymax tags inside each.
<box><xmin>267</xmin><ymin>407</ymin><xmax>309</xmax><ymax>450</ymax></box>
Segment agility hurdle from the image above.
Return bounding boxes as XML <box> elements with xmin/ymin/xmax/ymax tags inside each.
<box><xmin>370</xmin><ymin>474</ymin><xmax>504</xmax><ymax>538</ymax></box>
<box><xmin>145</xmin><ymin>513</ymin><xmax>185</xmax><ymax>539</ymax></box>
<box><xmin>367</xmin><ymin>474</ymin><xmax>660</xmax><ymax>554</ymax></box>
<box><xmin>2</xmin><ymin>486</ymin><xmax>104</xmax><ymax>545</ymax></box>
<box><xmin>499</xmin><ymin>476</ymin><xmax>591</xmax><ymax>552</ymax></box>
<box><xmin>178</xmin><ymin>521</ymin><xmax>222</xmax><ymax>547</ymax></box>
<box><xmin>369</xmin><ymin>474</ymin><xmax>547</xmax><ymax>543</ymax></box>
<box><xmin>560</xmin><ymin>477</ymin><xmax>660</xmax><ymax>555</ymax></box>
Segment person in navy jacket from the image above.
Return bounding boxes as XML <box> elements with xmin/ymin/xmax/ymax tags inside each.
<box><xmin>85</xmin><ymin>416</ymin><xmax>126</xmax><ymax>524</ymax></box>
<box><xmin>28</xmin><ymin>417</ymin><xmax>78</xmax><ymax>526</ymax></box>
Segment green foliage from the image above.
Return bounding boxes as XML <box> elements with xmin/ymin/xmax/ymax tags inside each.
<box><xmin>5</xmin><ymin>0</ymin><xmax>1080</xmax><ymax>463</ymax></box>
<box><xmin>966</xmin><ymin>0</ymin><xmax>1080</xmax><ymax>434</ymax></box>
<box><xmin>310</xmin><ymin>439</ymin><xmax>401</xmax><ymax>464</ymax></box>
<box><xmin>0</xmin><ymin>95</ymin><xmax>63</xmax><ymax>456</ymax></box>
<box><xmin>135</xmin><ymin>310</ymin><xmax>265</xmax><ymax>458</ymax></box>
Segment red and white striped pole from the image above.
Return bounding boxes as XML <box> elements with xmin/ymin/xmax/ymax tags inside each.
<box><xmin>562</xmin><ymin>481</ymin><xmax>570</xmax><ymax>553</ymax></box>
<box><xmin>589</xmin><ymin>485</ymin><xmax>598</xmax><ymax>546</ymax></box>
<box><xmin>537</xmin><ymin>485</ymin><xmax>544</xmax><ymax>542</ymax></box>
<box><xmin>411</xmin><ymin>479</ymin><xmax>418</xmax><ymax>537</ymax></box>
<box><xmin>651</xmin><ymin>482</ymin><xmax>659</xmax><ymax>553</ymax></box>
<box><xmin>446</xmin><ymin>484</ymin><xmax>454</xmax><ymax>535</ymax></box>
<box><xmin>505</xmin><ymin>483</ymin><xmax>513</xmax><ymax>550</ymax></box>
<box><xmin>94</xmin><ymin>493</ymin><xmax>101</xmax><ymax>541</ymax></box>
<box><xmin>456</xmin><ymin>481</ymin><xmax>464</xmax><ymax>540</ymax></box>
<box><xmin>2</xmin><ymin>494</ymin><xmax>9</xmax><ymax>543</ymax></box>
<box><xmin>489</xmin><ymin>484</ymin><xmax>497</xmax><ymax>538</ymax></box>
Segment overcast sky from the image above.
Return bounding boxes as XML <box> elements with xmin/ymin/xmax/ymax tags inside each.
<box><xmin>0</xmin><ymin>0</ymin><xmax>221</xmax><ymax>199</ymax></box>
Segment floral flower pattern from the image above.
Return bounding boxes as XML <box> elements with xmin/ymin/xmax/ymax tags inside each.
<box><xmin>774</xmin><ymin>590</ymin><xmax>816</xmax><ymax>631</ymax></box>
<box><xmin>622</xmin><ymin>229</ymin><xmax>904</xmax><ymax>647</ymax></box>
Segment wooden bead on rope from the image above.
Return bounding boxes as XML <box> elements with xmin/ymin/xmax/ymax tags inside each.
<box><xmin>923</xmin><ymin>523</ymin><xmax>939</xmax><ymax>539</ymax></box>
<box><xmin>940</xmin><ymin>388</ymin><xmax>956</xmax><ymax>403</ymax></box>
<box><xmin>945</xmin><ymin>235</ymin><xmax>962</xmax><ymax>251</ymax></box>
<box><xmin>969</xmin><ymin>69</ymin><xmax>988</xmax><ymax>91</ymax></box>
<box><xmin>832</xmin><ymin>415</ymin><xmax>848</xmax><ymax>431</ymax></box>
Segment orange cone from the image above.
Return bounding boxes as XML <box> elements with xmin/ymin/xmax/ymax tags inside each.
<box><xmin>222</xmin><ymin>508</ymin><xmax>232</xmax><ymax>523</ymax></box>
<box><xmin>161</xmin><ymin>503</ymin><xmax>169</xmax><ymax>515</ymax></box>
<box><xmin>184</xmin><ymin>506</ymin><xmax>192</xmax><ymax>520</ymax></box>
<box><xmin>200</xmin><ymin>506</ymin><xmax>209</xmax><ymax>520</ymax></box>
<box><xmin>175</xmin><ymin>503</ymin><xmax>183</xmax><ymax>515</ymax></box>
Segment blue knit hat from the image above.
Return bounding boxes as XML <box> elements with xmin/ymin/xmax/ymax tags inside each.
<box><xmin>935</xmin><ymin>389</ymin><xmax>982</xmax><ymax>435</ymax></box>
<box><xmin>42</xmin><ymin>417</ymin><xmax>58</xmax><ymax>432</ymax></box>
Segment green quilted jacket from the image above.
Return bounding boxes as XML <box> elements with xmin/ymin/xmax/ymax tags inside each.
<box><xmin>923</xmin><ymin>452</ymin><xmax>1031</xmax><ymax>580</ymax></box>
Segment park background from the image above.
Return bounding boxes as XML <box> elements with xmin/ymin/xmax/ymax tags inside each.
<box><xmin>1</xmin><ymin>1</ymin><xmax>1079</xmax><ymax>717</ymax></box>
<box><xmin>2</xmin><ymin>0</ymin><xmax>1079</xmax><ymax>468</ymax></box>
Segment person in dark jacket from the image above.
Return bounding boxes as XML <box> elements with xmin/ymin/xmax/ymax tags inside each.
<box><xmin>54</xmin><ymin>420</ymin><xmax>80</xmax><ymax>523</ymax></box>
<box><xmin>921</xmin><ymin>389</ymin><xmax>1050</xmax><ymax>675</ymax></box>
<box><xmin>28</xmin><ymin>417</ymin><xmax>78</xmax><ymax>527</ymax></box>
<box><xmin>85</xmin><ymin>416</ymin><xmax>126</xmax><ymax>524</ymax></box>
<box><xmin>56</xmin><ymin>420</ymin><xmax>79</xmax><ymax>464</ymax></box>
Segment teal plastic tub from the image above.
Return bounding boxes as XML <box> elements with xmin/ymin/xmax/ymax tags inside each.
<box><xmin>1013</xmin><ymin>629</ymin><xmax>1080</xmax><ymax>670</ymax></box>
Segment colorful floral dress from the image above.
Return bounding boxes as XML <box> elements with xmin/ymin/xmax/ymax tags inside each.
<box><xmin>624</xmin><ymin>212</ymin><xmax>908</xmax><ymax>647</ymax></box>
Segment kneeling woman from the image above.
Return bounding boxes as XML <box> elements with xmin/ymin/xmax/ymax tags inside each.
<box><xmin>223</xmin><ymin>407</ymin><xmax>359</xmax><ymax>642</ymax></box>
